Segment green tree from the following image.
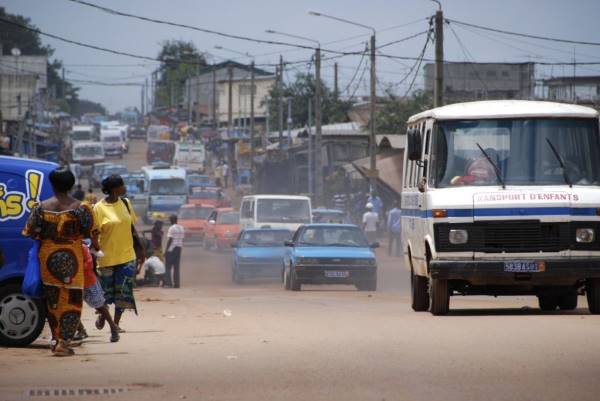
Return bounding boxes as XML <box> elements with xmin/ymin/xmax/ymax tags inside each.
<box><xmin>265</xmin><ymin>72</ymin><xmax>352</xmax><ymax>129</ymax></box>
<box><xmin>155</xmin><ymin>40</ymin><xmax>207</xmax><ymax>109</ymax></box>
<box><xmin>376</xmin><ymin>90</ymin><xmax>432</xmax><ymax>135</ymax></box>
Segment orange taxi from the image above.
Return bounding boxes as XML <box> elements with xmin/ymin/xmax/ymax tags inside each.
<box><xmin>188</xmin><ymin>187</ymin><xmax>231</xmax><ymax>208</ymax></box>
<box><xmin>204</xmin><ymin>208</ymin><xmax>240</xmax><ymax>251</ymax></box>
<box><xmin>178</xmin><ymin>203</ymin><xmax>215</xmax><ymax>241</ymax></box>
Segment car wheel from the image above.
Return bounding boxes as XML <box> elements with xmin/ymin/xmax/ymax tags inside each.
<box><xmin>430</xmin><ymin>278</ymin><xmax>449</xmax><ymax>315</ymax></box>
<box><xmin>538</xmin><ymin>294</ymin><xmax>559</xmax><ymax>311</ymax></box>
<box><xmin>586</xmin><ymin>278</ymin><xmax>600</xmax><ymax>314</ymax></box>
<box><xmin>0</xmin><ymin>284</ymin><xmax>46</xmax><ymax>347</ymax></box>
<box><xmin>558</xmin><ymin>291</ymin><xmax>578</xmax><ymax>310</ymax></box>
<box><xmin>411</xmin><ymin>269</ymin><xmax>430</xmax><ymax>312</ymax></box>
<box><xmin>289</xmin><ymin>267</ymin><xmax>301</xmax><ymax>291</ymax></box>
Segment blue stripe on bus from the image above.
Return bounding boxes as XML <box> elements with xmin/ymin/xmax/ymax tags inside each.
<box><xmin>401</xmin><ymin>207</ymin><xmax>598</xmax><ymax>218</ymax></box>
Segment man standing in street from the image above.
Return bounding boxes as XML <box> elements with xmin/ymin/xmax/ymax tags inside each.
<box><xmin>164</xmin><ymin>215</ymin><xmax>184</xmax><ymax>288</ymax></box>
<box><xmin>362</xmin><ymin>203</ymin><xmax>379</xmax><ymax>244</ymax></box>
<box><xmin>222</xmin><ymin>161</ymin><xmax>229</xmax><ymax>188</ymax></box>
<box><xmin>387</xmin><ymin>200</ymin><xmax>402</xmax><ymax>257</ymax></box>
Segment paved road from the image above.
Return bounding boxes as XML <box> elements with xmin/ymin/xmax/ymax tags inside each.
<box><xmin>2</xmin><ymin>140</ymin><xmax>598</xmax><ymax>401</ymax></box>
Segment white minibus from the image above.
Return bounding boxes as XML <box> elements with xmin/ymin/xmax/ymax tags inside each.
<box><xmin>240</xmin><ymin>195</ymin><xmax>312</xmax><ymax>232</ymax></box>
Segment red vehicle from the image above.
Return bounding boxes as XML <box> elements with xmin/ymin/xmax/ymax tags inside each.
<box><xmin>178</xmin><ymin>203</ymin><xmax>214</xmax><ymax>241</ymax></box>
<box><xmin>147</xmin><ymin>140</ymin><xmax>175</xmax><ymax>164</ymax></box>
<box><xmin>204</xmin><ymin>208</ymin><xmax>240</xmax><ymax>251</ymax></box>
<box><xmin>188</xmin><ymin>186</ymin><xmax>231</xmax><ymax>208</ymax></box>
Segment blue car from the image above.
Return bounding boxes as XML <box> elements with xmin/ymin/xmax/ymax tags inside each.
<box><xmin>231</xmin><ymin>228</ymin><xmax>292</xmax><ymax>284</ymax></box>
<box><xmin>0</xmin><ymin>156</ymin><xmax>58</xmax><ymax>346</ymax></box>
<box><xmin>282</xmin><ymin>224</ymin><xmax>378</xmax><ymax>291</ymax></box>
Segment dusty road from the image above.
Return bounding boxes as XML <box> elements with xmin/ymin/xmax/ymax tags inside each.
<box><xmin>1</xmin><ymin>140</ymin><xmax>599</xmax><ymax>401</ymax></box>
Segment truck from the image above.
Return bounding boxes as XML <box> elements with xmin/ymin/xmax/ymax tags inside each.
<box><xmin>71</xmin><ymin>141</ymin><xmax>105</xmax><ymax>173</ymax></box>
<box><xmin>174</xmin><ymin>142</ymin><xmax>205</xmax><ymax>172</ymax></box>
<box><xmin>401</xmin><ymin>100</ymin><xmax>600</xmax><ymax>315</ymax></box>
<box><xmin>141</xmin><ymin>165</ymin><xmax>187</xmax><ymax>223</ymax></box>
<box><xmin>0</xmin><ymin>156</ymin><xmax>58</xmax><ymax>346</ymax></box>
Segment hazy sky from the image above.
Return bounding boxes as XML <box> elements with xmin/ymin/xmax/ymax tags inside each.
<box><xmin>3</xmin><ymin>0</ymin><xmax>600</xmax><ymax>113</ymax></box>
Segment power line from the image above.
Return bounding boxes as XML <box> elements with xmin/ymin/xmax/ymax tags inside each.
<box><xmin>340</xmin><ymin>44</ymin><xmax>368</xmax><ymax>96</ymax></box>
<box><xmin>448</xmin><ymin>18</ymin><xmax>600</xmax><ymax>47</ymax></box>
<box><xmin>448</xmin><ymin>23</ymin><xmax>489</xmax><ymax>94</ymax></box>
<box><xmin>403</xmin><ymin>28</ymin><xmax>432</xmax><ymax>97</ymax></box>
<box><xmin>377</xmin><ymin>30</ymin><xmax>430</xmax><ymax>50</ymax></box>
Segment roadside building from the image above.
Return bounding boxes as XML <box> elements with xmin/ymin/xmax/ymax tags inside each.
<box><xmin>423</xmin><ymin>62</ymin><xmax>535</xmax><ymax>102</ymax></box>
<box><xmin>543</xmin><ymin>75</ymin><xmax>600</xmax><ymax>105</ymax></box>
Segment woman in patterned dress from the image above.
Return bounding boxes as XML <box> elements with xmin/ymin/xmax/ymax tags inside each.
<box><xmin>22</xmin><ymin>168</ymin><xmax>94</xmax><ymax>356</ymax></box>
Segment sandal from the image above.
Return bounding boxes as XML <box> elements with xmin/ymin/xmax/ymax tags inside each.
<box><xmin>110</xmin><ymin>330</ymin><xmax>120</xmax><ymax>343</ymax></box>
<box><xmin>95</xmin><ymin>315</ymin><xmax>106</xmax><ymax>330</ymax></box>
<box><xmin>73</xmin><ymin>328</ymin><xmax>88</xmax><ymax>341</ymax></box>
<box><xmin>116</xmin><ymin>326</ymin><xmax>126</xmax><ymax>333</ymax></box>
<box><xmin>52</xmin><ymin>341</ymin><xmax>74</xmax><ymax>357</ymax></box>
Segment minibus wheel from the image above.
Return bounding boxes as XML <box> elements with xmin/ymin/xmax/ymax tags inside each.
<box><xmin>411</xmin><ymin>270</ymin><xmax>430</xmax><ymax>312</ymax></box>
<box><xmin>586</xmin><ymin>278</ymin><xmax>600</xmax><ymax>314</ymax></box>
<box><xmin>0</xmin><ymin>284</ymin><xmax>46</xmax><ymax>347</ymax></box>
<box><xmin>430</xmin><ymin>278</ymin><xmax>449</xmax><ymax>315</ymax></box>
<box><xmin>557</xmin><ymin>291</ymin><xmax>578</xmax><ymax>310</ymax></box>
<box><xmin>537</xmin><ymin>294</ymin><xmax>558</xmax><ymax>311</ymax></box>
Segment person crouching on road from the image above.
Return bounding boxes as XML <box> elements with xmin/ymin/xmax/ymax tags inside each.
<box><xmin>164</xmin><ymin>214</ymin><xmax>184</xmax><ymax>288</ymax></box>
<box><xmin>93</xmin><ymin>175</ymin><xmax>144</xmax><ymax>332</ymax></box>
<box><xmin>362</xmin><ymin>203</ymin><xmax>379</xmax><ymax>244</ymax></box>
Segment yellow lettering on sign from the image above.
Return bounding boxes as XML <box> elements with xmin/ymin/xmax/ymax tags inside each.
<box><xmin>0</xmin><ymin>169</ymin><xmax>44</xmax><ymax>221</ymax></box>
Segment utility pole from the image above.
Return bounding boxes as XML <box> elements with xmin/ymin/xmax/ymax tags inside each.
<box><xmin>212</xmin><ymin>66</ymin><xmax>217</xmax><ymax>129</ymax></box>
<box><xmin>369</xmin><ymin>33</ymin><xmax>377</xmax><ymax>193</ymax></box>
<box><xmin>227</xmin><ymin>63</ymin><xmax>234</xmax><ymax>185</ymax></box>
<box><xmin>278</xmin><ymin>55</ymin><xmax>284</xmax><ymax>149</ymax></box>
<box><xmin>307</xmin><ymin>99</ymin><xmax>313</xmax><ymax>196</ymax></box>
<box><xmin>334</xmin><ymin>62</ymin><xmax>339</xmax><ymax>100</ymax></box>
<box><xmin>62</xmin><ymin>68</ymin><xmax>65</xmax><ymax>99</ymax></box>
<box><xmin>286</xmin><ymin>98</ymin><xmax>292</xmax><ymax>146</ymax></box>
<box><xmin>187</xmin><ymin>79</ymin><xmax>192</xmax><ymax>125</ymax></box>
<box><xmin>264</xmin><ymin>98</ymin><xmax>270</xmax><ymax>149</ymax></box>
<box><xmin>433</xmin><ymin>3</ymin><xmax>444</xmax><ymax>107</ymax></box>
<box><xmin>314</xmin><ymin>47</ymin><xmax>323</xmax><ymax>205</ymax></box>
<box><xmin>141</xmin><ymin>84</ymin><xmax>145</xmax><ymax>117</ymax></box>
<box><xmin>250</xmin><ymin>60</ymin><xmax>256</xmax><ymax>187</ymax></box>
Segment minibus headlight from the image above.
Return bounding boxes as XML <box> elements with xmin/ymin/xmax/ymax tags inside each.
<box><xmin>576</xmin><ymin>228</ymin><xmax>595</xmax><ymax>243</ymax></box>
<box><xmin>449</xmin><ymin>229</ymin><xmax>468</xmax><ymax>245</ymax></box>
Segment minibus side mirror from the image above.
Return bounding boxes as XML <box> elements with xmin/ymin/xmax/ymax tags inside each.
<box><xmin>407</xmin><ymin>129</ymin><xmax>422</xmax><ymax>161</ymax></box>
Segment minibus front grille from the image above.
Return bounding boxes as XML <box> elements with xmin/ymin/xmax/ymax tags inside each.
<box><xmin>435</xmin><ymin>221</ymin><xmax>570</xmax><ymax>253</ymax></box>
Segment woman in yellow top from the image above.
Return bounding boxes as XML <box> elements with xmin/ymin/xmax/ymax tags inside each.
<box><xmin>93</xmin><ymin>175</ymin><xmax>144</xmax><ymax>331</ymax></box>
<box><xmin>22</xmin><ymin>168</ymin><xmax>95</xmax><ymax>356</ymax></box>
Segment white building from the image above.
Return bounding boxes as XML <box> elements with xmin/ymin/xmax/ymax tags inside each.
<box><xmin>544</xmin><ymin>76</ymin><xmax>600</xmax><ymax>104</ymax></box>
<box><xmin>0</xmin><ymin>55</ymin><xmax>48</xmax><ymax>122</ymax></box>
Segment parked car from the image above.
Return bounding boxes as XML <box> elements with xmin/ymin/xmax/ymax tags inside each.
<box><xmin>0</xmin><ymin>156</ymin><xmax>58</xmax><ymax>346</ymax></box>
<box><xmin>204</xmin><ymin>208</ymin><xmax>240</xmax><ymax>251</ymax></box>
<box><xmin>188</xmin><ymin>187</ymin><xmax>230</xmax><ymax>208</ymax></box>
<box><xmin>282</xmin><ymin>224</ymin><xmax>378</xmax><ymax>291</ymax></box>
<box><xmin>231</xmin><ymin>228</ymin><xmax>292</xmax><ymax>284</ymax></box>
<box><xmin>178</xmin><ymin>203</ymin><xmax>215</xmax><ymax>241</ymax></box>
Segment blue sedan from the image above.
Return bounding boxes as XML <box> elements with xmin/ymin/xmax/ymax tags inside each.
<box><xmin>283</xmin><ymin>224</ymin><xmax>378</xmax><ymax>291</ymax></box>
<box><xmin>231</xmin><ymin>228</ymin><xmax>292</xmax><ymax>284</ymax></box>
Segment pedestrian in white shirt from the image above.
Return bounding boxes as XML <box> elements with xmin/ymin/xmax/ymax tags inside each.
<box><xmin>222</xmin><ymin>161</ymin><xmax>229</xmax><ymax>188</ymax></box>
<box><xmin>362</xmin><ymin>203</ymin><xmax>379</xmax><ymax>244</ymax></box>
<box><xmin>164</xmin><ymin>215</ymin><xmax>185</xmax><ymax>288</ymax></box>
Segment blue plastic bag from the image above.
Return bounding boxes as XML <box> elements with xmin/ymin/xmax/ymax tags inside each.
<box><xmin>22</xmin><ymin>241</ymin><xmax>42</xmax><ymax>298</ymax></box>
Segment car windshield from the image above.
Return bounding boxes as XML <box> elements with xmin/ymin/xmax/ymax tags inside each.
<box><xmin>256</xmin><ymin>199</ymin><xmax>311</xmax><ymax>223</ymax></box>
<box><xmin>75</xmin><ymin>146</ymin><xmax>102</xmax><ymax>157</ymax></box>
<box><xmin>103</xmin><ymin>136</ymin><xmax>121</xmax><ymax>142</ymax></box>
<box><xmin>297</xmin><ymin>226</ymin><xmax>369</xmax><ymax>247</ymax></box>
<box><xmin>313</xmin><ymin>211</ymin><xmax>345</xmax><ymax>223</ymax></box>
<box><xmin>149</xmin><ymin>179</ymin><xmax>187</xmax><ymax>195</ymax></box>
<box><xmin>72</xmin><ymin>131</ymin><xmax>92</xmax><ymax>141</ymax></box>
<box><xmin>218</xmin><ymin>212</ymin><xmax>239</xmax><ymax>224</ymax></box>
<box><xmin>239</xmin><ymin>230</ymin><xmax>291</xmax><ymax>247</ymax></box>
<box><xmin>123</xmin><ymin>177</ymin><xmax>144</xmax><ymax>194</ymax></box>
<box><xmin>179</xmin><ymin>207</ymin><xmax>212</xmax><ymax>219</ymax></box>
<box><xmin>188</xmin><ymin>176</ymin><xmax>211</xmax><ymax>185</ymax></box>
<box><xmin>431</xmin><ymin>118</ymin><xmax>600</xmax><ymax>187</ymax></box>
<box><xmin>104</xmin><ymin>167</ymin><xmax>128</xmax><ymax>177</ymax></box>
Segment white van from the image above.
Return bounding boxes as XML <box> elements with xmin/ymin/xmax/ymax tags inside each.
<box><xmin>240</xmin><ymin>195</ymin><xmax>312</xmax><ymax>232</ymax></box>
<box><xmin>71</xmin><ymin>141</ymin><xmax>105</xmax><ymax>171</ymax></box>
<box><xmin>100</xmin><ymin>129</ymin><xmax>124</xmax><ymax>158</ymax></box>
<box><xmin>70</xmin><ymin>125</ymin><xmax>96</xmax><ymax>142</ymax></box>
<box><xmin>402</xmin><ymin>100</ymin><xmax>600</xmax><ymax>315</ymax></box>
<box><xmin>174</xmin><ymin>142</ymin><xmax>205</xmax><ymax>172</ymax></box>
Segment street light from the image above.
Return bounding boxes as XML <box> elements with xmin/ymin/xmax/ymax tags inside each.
<box><xmin>265</xmin><ymin>29</ymin><xmax>322</xmax><ymax>202</ymax></box>
<box><xmin>214</xmin><ymin>45</ymin><xmax>252</xmax><ymax>59</ymax></box>
<box><xmin>309</xmin><ymin>11</ymin><xmax>378</xmax><ymax>194</ymax></box>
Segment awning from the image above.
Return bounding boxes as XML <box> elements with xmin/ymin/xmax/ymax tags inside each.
<box><xmin>351</xmin><ymin>150</ymin><xmax>404</xmax><ymax>194</ymax></box>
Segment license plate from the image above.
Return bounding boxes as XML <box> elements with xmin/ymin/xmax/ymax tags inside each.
<box><xmin>504</xmin><ymin>261</ymin><xmax>545</xmax><ymax>273</ymax></box>
<box><xmin>324</xmin><ymin>271</ymin><xmax>349</xmax><ymax>278</ymax></box>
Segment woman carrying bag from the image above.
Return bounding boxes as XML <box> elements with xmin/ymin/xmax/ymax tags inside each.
<box><xmin>93</xmin><ymin>175</ymin><xmax>145</xmax><ymax>332</ymax></box>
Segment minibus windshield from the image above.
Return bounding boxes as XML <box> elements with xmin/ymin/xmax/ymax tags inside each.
<box><xmin>431</xmin><ymin>118</ymin><xmax>600</xmax><ymax>187</ymax></box>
